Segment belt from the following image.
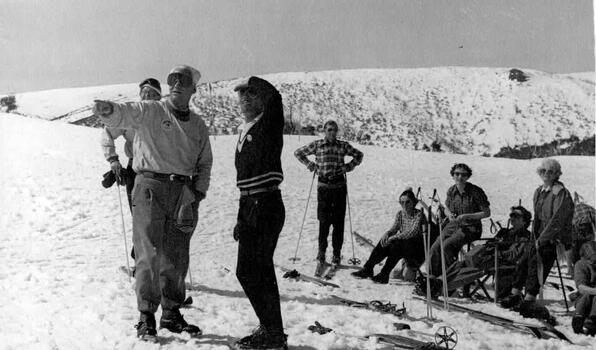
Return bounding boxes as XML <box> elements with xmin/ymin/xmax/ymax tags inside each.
<box><xmin>240</xmin><ymin>185</ymin><xmax>279</xmax><ymax>197</ymax></box>
<box><xmin>141</xmin><ymin>171</ymin><xmax>192</xmax><ymax>182</ymax></box>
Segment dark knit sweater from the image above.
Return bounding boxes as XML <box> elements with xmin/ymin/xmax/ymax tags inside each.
<box><xmin>235</xmin><ymin>77</ymin><xmax>284</xmax><ymax>190</ymax></box>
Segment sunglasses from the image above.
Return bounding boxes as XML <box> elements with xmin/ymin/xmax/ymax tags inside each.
<box><xmin>399</xmin><ymin>200</ymin><xmax>412</xmax><ymax>204</ymax></box>
<box><xmin>453</xmin><ymin>172</ymin><xmax>469</xmax><ymax>177</ymax></box>
<box><xmin>537</xmin><ymin>168</ymin><xmax>556</xmax><ymax>175</ymax></box>
<box><xmin>509</xmin><ymin>212</ymin><xmax>523</xmax><ymax>219</ymax></box>
<box><xmin>326</xmin><ymin>128</ymin><xmax>338</xmax><ymax>132</ymax></box>
<box><xmin>167</xmin><ymin>73</ymin><xmax>193</xmax><ymax>88</ymax></box>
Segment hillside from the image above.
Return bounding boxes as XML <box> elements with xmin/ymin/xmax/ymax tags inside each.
<box><xmin>4</xmin><ymin>67</ymin><xmax>595</xmax><ymax>156</ymax></box>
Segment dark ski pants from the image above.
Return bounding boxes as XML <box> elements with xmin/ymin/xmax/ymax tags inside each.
<box><xmin>575</xmin><ymin>294</ymin><xmax>596</xmax><ymax>318</ymax></box>
<box><xmin>365</xmin><ymin>237</ymin><xmax>423</xmax><ymax>276</ymax></box>
<box><xmin>236</xmin><ymin>190</ymin><xmax>285</xmax><ymax>333</ymax></box>
<box><xmin>132</xmin><ymin>174</ymin><xmax>198</xmax><ymax>313</ymax></box>
<box><xmin>317</xmin><ymin>185</ymin><xmax>347</xmax><ymax>257</ymax></box>
<box><xmin>124</xmin><ymin>159</ymin><xmax>137</xmax><ymax>260</ymax></box>
<box><xmin>512</xmin><ymin>242</ymin><xmax>557</xmax><ymax>297</ymax></box>
<box><xmin>429</xmin><ymin>222</ymin><xmax>479</xmax><ymax>277</ymax></box>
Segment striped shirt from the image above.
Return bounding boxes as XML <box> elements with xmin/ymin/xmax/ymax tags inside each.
<box><xmin>386</xmin><ymin>209</ymin><xmax>427</xmax><ymax>240</ymax></box>
<box><xmin>294</xmin><ymin>139</ymin><xmax>363</xmax><ymax>180</ymax></box>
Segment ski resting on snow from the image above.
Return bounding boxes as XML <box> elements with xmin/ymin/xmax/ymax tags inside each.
<box><xmin>413</xmin><ymin>296</ymin><xmax>572</xmax><ymax>343</ymax></box>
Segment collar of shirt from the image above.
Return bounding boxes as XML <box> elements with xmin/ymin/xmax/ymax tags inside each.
<box><xmin>237</xmin><ymin>113</ymin><xmax>263</xmax><ymax>152</ymax></box>
<box><xmin>454</xmin><ymin>183</ymin><xmax>470</xmax><ymax>196</ymax></box>
<box><xmin>541</xmin><ymin>184</ymin><xmax>552</xmax><ymax>192</ymax></box>
<box><xmin>322</xmin><ymin>138</ymin><xmax>339</xmax><ymax>146</ymax></box>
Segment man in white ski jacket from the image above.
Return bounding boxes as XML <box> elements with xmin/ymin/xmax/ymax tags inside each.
<box><xmin>93</xmin><ymin>65</ymin><xmax>212</xmax><ymax>342</ymax></box>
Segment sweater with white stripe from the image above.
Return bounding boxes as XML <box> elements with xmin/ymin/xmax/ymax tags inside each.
<box><xmin>235</xmin><ymin>77</ymin><xmax>284</xmax><ymax>191</ymax></box>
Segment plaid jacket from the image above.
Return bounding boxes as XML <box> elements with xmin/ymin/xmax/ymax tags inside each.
<box><xmin>294</xmin><ymin>139</ymin><xmax>363</xmax><ymax>180</ymax></box>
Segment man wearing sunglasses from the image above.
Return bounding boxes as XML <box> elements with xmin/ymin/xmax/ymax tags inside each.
<box><xmin>93</xmin><ymin>65</ymin><xmax>213</xmax><ymax>342</ymax></box>
<box><xmin>294</xmin><ymin>121</ymin><xmax>363</xmax><ymax>271</ymax></box>
<box><xmin>232</xmin><ymin>77</ymin><xmax>287</xmax><ymax>350</ymax></box>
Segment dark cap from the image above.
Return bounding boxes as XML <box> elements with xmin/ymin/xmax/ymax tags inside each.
<box><xmin>139</xmin><ymin>78</ymin><xmax>161</xmax><ymax>95</ymax></box>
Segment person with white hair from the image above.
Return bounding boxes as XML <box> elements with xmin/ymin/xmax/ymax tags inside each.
<box><xmin>501</xmin><ymin>158</ymin><xmax>574</xmax><ymax>318</ymax></box>
<box><xmin>93</xmin><ymin>65</ymin><xmax>213</xmax><ymax>341</ymax></box>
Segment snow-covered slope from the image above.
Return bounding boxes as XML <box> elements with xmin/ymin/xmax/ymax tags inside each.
<box><xmin>7</xmin><ymin>67</ymin><xmax>595</xmax><ymax>156</ymax></box>
<box><xmin>0</xmin><ymin>113</ymin><xmax>594</xmax><ymax>349</ymax></box>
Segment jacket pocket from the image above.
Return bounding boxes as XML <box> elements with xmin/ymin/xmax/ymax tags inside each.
<box><xmin>175</xmin><ymin>185</ymin><xmax>197</xmax><ymax>233</ymax></box>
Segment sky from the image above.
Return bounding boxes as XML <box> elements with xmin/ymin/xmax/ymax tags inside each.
<box><xmin>1</xmin><ymin>0</ymin><xmax>594</xmax><ymax>94</ymax></box>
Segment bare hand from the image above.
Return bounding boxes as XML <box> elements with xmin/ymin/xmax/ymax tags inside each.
<box><xmin>380</xmin><ymin>233</ymin><xmax>390</xmax><ymax>247</ymax></box>
<box><xmin>93</xmin><ymin>100</ymin><xmax>113</xmax><ymax>117</ymax></box>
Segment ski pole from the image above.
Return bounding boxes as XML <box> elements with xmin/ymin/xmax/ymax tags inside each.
<box><xmin>436</xmin><ymin>192</ymin><xmax>450</xmax><ymax>311</ymax></box>
<box><xmin>494</xmin><ymin>244</ymin><xmax>498</xmax><ymax>306</ymax></box>
<box><xmin>555</xmin><ymin>248</ymin><xmax>569</xmax><ymax>312</ymax></box>
<box><xmin>290</xmin><ymin>171</ymin><xmax>316</xmax><ymax>263</ymax></box>
<box><xmin>345</xmin><ymin>175</ymin><xmax>360</xmax><ymax>265</ymax></box>
<box><xmin>116</xmin><ymin>181</ymin><xmax>132</xmax><ymax>283</ymax></box>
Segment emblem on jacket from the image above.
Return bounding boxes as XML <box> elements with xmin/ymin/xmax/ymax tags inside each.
<box><xmin>161</xmin><ymin>120</ymin><xmax>173</xmax><ymax>131</ymax></box>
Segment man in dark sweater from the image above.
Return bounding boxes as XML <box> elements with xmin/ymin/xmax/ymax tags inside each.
<box><xmin>232</xmin><ymin>77</ymin><xmax>287</xmax><ymax>350</ymax></box>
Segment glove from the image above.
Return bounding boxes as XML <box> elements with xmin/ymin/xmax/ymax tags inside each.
<box><xmin>110</xmin><ymin>160</ymin><xmax>122</xmax><ymax>178</ymax></box>
<box><xmin>307</xmin><ymin>162</ymin><xmax>318</xmax><ymax>172</ymax></box>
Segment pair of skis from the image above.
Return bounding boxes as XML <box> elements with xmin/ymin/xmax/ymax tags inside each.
<box><xmin>277</xmin><ymin>265</ymin><xmax>340</xmax><ymax>288</ymax></box>
<box><xmin>308</xmin><ymin>321</ymin><xmax>456</xmax><ymax>349</ymax></box>
<box><xmin>413</xmin><ymin>296</ymin><xmax>572</xmax><ymax>343</ymax></box>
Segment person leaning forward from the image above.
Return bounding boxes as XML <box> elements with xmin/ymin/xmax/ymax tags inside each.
<box><xmin>232</xmin><ymin>77</ymin><xmax>287</xmax><ymax>350</ymax></box>
<box><xmin>93</xmin><ymin>65</ymin><xmax>213</xmax><ymax>342</ymax></box>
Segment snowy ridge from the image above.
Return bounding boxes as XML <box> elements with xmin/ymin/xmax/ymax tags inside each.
<box><xmin>1</xmin><ymin>113</ymin><xmax>594</xmax><ymax>349</ymax></box>
<box><xmin>6</xmin><ymin>67</ymin><xmax>595</xmax><ymax>156</ymax></box>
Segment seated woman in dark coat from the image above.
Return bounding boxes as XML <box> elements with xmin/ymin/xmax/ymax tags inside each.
<box><xmin>351</xmin><ymin>188</ymin><xmax>427</xmax><ymax>284</ymax></box>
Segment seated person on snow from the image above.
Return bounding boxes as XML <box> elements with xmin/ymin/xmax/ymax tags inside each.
<box><xmin>444</xmin><ymin>205</ymin><xmax>531</xmax><ymax>298</ymax></box>
<box><xmin>500</xmin><ymin>158</ymin><xmax>574</xmax><ymax>320</ymax></box>
<box><xmin>572</xmin><ymin>241</ymin><xmax>596</xmax><ymax>336</ymax></box>
<box><xmin>351</xmin><ymin>187</ymin><xmax>427</xmax><ymax>284</ymax></box>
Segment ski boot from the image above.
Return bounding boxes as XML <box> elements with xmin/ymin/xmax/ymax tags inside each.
<box><xmin>160</xmin><ymin>308</ymin><xmax>202</xmax><ymax>335</ymax></box>
<box><xmin>234</xmin><ymin>326</ymin><xmax>288</xmax><ymax>349</ymax></box>
<box><xmin>136</xmin><ymin>311</ymin><xmax>157</xmax><ymax>342</ymax></box>
<box><xmin>500</xmin><ymin>294</ymin><xmax>523</xmax><ymax>309</ymax></box>
<box><xmin>314</xmin><ymin>251</ymin><xmax>327</xmax><ymax>277</ymax></box>
<box><xmin>351</xmin><ymin>265</ymin><xmax>373</xmax><ymax>279</ymax></box>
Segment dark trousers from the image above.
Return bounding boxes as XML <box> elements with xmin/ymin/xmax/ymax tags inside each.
<box><xmin>124</xmin><ymin>159</ymin><xmax>137</xmax><ymax>260</ymax></box>
<box><xmin>236</xmin><ymin>191</ymin><xmax>285</xmax><ymax>332</ymax></box>
<box><xmin>575</xmin><ymin>294</ymin><xmax>596</xmax><ymax>318</ymax></box>
<box><xmin>429</xmin><ymin>221</ymin><xmax>479</xmax><ymax>276</ymax></box>
<box><xmin>132</xmin><ymin>174</ymin><xmax>198</xmax><ymax>313</ymax></box>
<box><xmin>317</xmin><ymin>185</ymin><xmax>347</xmax><ymax>257</ymax></box>
<box><xmin>365</xmin><ymin>237</ymin><xmax>423</xmax><ymax>276</ymax></box>
<box><xmin>512</xmin><ymin>242</ymin><xmax>557</xmax><ymax>297</ymax></box>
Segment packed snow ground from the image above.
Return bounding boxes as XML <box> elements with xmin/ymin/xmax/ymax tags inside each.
<box><xmin>0</xmin><ymin>113</ymin><xmax>594</xmax><ymax>350</ymax></box>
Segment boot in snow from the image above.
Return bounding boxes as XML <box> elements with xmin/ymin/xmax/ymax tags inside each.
<box><xmin>160</xmin><ymin>308</ymin><xmax>202</xmax><ymax>335</ymax></box>
<box><xmin>136</xmin><ymin>312</ymin><xmax>157</xmax><ymax>342</ymax></box>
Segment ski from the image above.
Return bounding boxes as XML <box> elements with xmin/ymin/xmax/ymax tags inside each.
<box><xmin>331</xmin><ymin>295</ymin><xmax>435</xmax><ymax>326</ymax></box>
<box><xmin>413</xmin><ymin>296</ymin><xmax>572</xmax><ymax>343</ymax></box>
<box><xmin>353</xmin><ymin>231</ymin><xmax>375</xmax><ymax>249</ymax></box>
<box><xmin>548</xmin><ymin>272</ymin><xmax>573</xmax><ymax>281</ymax></box>
<box><xmin>367</xmin><ymin>333</ymin><xmax>441</xmax><ymax>349</ymax></box>
<box><xmin>276</xmin><ymin>265</ymin><xmax>340</xmax><ymax>288</ymax></box>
